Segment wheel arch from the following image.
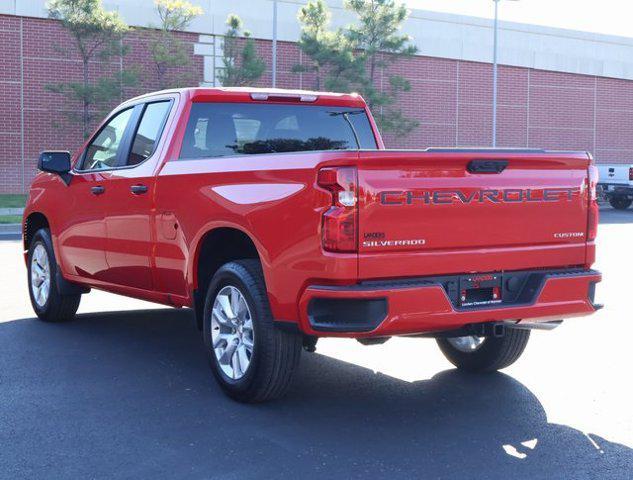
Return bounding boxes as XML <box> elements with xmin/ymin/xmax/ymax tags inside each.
<box><xmin>23</xmin><ymin>212</ymin><xmax>50</xmax><ymax>251</ymax></box>
<box><xmin>189</xmin><ymin>224</ymin><xmax>269</xmax><ymax>329</ymax></box>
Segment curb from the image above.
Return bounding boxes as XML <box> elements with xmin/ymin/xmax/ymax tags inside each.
<box><xmin>0</xmin><ymin>208</ymin><xmax>24</xmax><ymax>216</ymax></box>
<box><xmin>0</xmin><ymin>224</ymin><xmax>21</xmax><ymax>235</ymax></box>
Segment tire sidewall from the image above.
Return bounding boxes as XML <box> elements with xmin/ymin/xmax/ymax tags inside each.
<box><xmin>27</xmin><ymin>229</ymin><xmax>56</xmax><ymax>317</ymax></box>
<box><xmin>202</xmin><ymin>264</ymin><xmax>265</xmax><ymax>396</ymax></box>
<box><xmin>609</xmin><ymin>196</ymin><xmax>632</xmax><ymax>210</ymax></box>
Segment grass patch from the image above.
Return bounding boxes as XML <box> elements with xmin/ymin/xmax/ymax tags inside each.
<box><xmin>0</xmin><ymin>194</ymin><xmax>27</xmax><ymax>209</ymax></box>
<box><xmin>0</xmin><ymin>215</ymin><xmax>22</xmax><ymax>224</ymax></box>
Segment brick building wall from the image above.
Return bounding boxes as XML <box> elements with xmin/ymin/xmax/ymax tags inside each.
<box><xmin>1</xmin><ymin>13</ymin><xmax>632</xmax><ymax>193</ymax></box>
<box><xmin>0</xmin><ymin>14</ymin><xmax>205</xmax><ymax>193</ymax></box>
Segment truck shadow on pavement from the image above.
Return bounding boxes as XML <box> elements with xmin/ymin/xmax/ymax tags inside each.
<box><xmin>1</xmin><ymin>309</ymin><xmax>631</xmax><ymax>480</ymax></box>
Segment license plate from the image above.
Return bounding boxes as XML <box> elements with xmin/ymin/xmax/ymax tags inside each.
<box><xmin>459</xmin><ymin>273</ymin><xmax>503</xmax><ymax>307</ymax></box>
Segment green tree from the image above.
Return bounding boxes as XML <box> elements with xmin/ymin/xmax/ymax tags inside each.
<box><xmin>149</xmin><ymin>0</ymin><xmax>203</xmax><ymax>89</ymax></box>
<box><xmin>345</xmin><ymin>0</ymin><xmax>419</xmax><ymax>137</ymax></box>
<box><xmin>217</xmin><ymin>14</ymin><xmax>266</xmax><ymax>87</ymax></box>
<box><xmin>47</xmin><ymin>0</ymin><xmax>136</xmax><ymax>138</ymax></box>
<box><xmin>292</xmin><ymin>0</ymin><xmax>359</xmax><ymax>91</ymax></box>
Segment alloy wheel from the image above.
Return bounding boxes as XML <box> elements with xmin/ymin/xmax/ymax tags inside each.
<box><xmin>446</xmin><ymin>335</ymin><xmax>485</xmax><ymax>353</ymax></box>
<box><xmin>211</xmin><ymin>285</ymin><xmax>255</xmax><ymax>380</ymax></box>
<box><xmin>30</xmin><ymin>243</ymin><xmax>51</xmax><ymax>308</ymax></box>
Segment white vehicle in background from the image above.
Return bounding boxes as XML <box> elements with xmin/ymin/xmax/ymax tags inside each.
<box><xmin>598</xmin><ymin>164</ymin><xmax>633</xmax><ymax>210</ymax></box>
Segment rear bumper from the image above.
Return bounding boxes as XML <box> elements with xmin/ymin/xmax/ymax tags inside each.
<box><xmin>298</xmin><ymin>269</ymin><xmax>601</xmax><ymax>337</ymax></box>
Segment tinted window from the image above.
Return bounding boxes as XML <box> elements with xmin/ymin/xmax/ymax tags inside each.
<box><xmin>82</xmin><ymin>108</ymin><xmax>133</xmax><ymax>170</ymax></box>
<box><xmin>127</xmin><ymin>101</ymin><xmax>171</xmax><ymax>166</ymax></box>
<box><xmin>346</xmin><ymin>110</ymin><xmax>377</xmax><ymax>149</ymax></box>
<box><xmin>179</xmin><ymin>103</ymin><xmax>377</xmax><ymax>159</ymax></box>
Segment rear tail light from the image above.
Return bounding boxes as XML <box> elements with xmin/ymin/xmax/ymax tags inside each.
<box><xmin>629</xmin><ymin>166</ymin><xmax>633</xmax><ymax>181</ymax></box>
<box><xmin>587</xmin><ymin>164</ymin><xmax>599</xmax><ymax>241</ymax></box>
<box><xmin>317</xmin><ymin>167</ymin><xmax>358</xmax><ymax>252</ymax></box>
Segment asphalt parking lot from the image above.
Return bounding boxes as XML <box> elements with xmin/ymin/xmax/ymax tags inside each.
<box><xmin>1</xmin><ymin>207</ymin><xmax>632</xmax><ymax>479</ymax></box>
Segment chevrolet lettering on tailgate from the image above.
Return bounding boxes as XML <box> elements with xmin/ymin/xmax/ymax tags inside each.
<box><xmin>379</xmin><ymin>188</ymin><xmax>576</xmax><ymax>206</ymax></box>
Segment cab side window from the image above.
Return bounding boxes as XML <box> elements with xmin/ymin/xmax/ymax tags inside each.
<box><xmin>126</xmin><ymin>101</ymin><xmax>171</xmax><ymax>166</ymax></box>
<box><xmin>81</xmin><ymin>108</ymin><xmax>133</xmax><ymax>171</ymax></box>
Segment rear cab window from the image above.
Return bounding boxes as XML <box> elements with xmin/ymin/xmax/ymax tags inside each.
<box><xmin>179</xmin><ymin>103</ymin><xmax>377</xmax><ymax>159</ymax></box>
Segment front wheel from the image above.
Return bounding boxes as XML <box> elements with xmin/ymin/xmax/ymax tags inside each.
<box><xmin>203</xmin><ymin>260</ymin><xmax>302</xmax><ymax>402</ymax></box>
<box><xmin>27</xmin><ymin>228</ymin><xmax>81</xmax><ymax>322</ymax></box>
<box><xmin>436</xmin><ymin>328</ymin><xmax>530</xmax><ymax>372</ymax></box>
<box><xmin>609</xmin><ymin>196</ymin><xmax>632</xmax><ymax>210</ymax></box>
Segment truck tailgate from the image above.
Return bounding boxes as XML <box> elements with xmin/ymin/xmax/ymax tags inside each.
<box><xmin>357</xmin><ymin>150</ymin><xmax>591</xmax><ymax>279</ymax></box>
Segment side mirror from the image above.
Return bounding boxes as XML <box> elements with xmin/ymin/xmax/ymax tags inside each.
<box><xmin>38</xmin><ymin>151</ymin><xmax>72</xmax><ymax>185</ymax></box>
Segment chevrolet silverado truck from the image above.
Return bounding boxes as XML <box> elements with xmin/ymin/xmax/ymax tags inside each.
<box><xmin>24</xmin><ymin>87</ymin><xmax>601</xmax><ymax>402</ymax></box>
<box><xmin>597</xmin><ymin>163</ymin><xmax>633</xmax><ymax>209</ymax></box>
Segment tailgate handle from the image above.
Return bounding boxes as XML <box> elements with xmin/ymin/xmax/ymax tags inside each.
<box><xmin>467</xmin><ymin>160</ymin><xmax>508</xmax><ymax>174</ymax></box>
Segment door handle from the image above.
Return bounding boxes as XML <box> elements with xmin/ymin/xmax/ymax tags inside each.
<box><xmin>91</xmin><ymin>185</ymin><xmax>105</xmax><ymax>195</ymax></box>
<box><xmin>130</xmin><ymin>184</ymin><xmax>148</xmax><ymax>195</ymax></box>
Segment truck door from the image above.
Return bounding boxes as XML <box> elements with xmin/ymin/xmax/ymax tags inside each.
<box><xmin>57</xmin><ymin>107</ymin><xmax>135</xmax><ymax>282</ymax></box>
<box><xmin>102</xmin><ymin>100</ymin><xmax>172</xmax><ymax>291</ymax></box>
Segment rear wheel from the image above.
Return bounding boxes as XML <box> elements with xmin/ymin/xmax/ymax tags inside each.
<box><xmin>27</xmin><ymin>228</ymin><xmax>81</xmax><ymax>322</ymax></box>
<box><xmin>203</xmin><ymin>260</ymin><xmax>302</xmax><ymax>402</ymax></box>
<box><xmin>436</xmin><ymin>328</ymin><xmax>530</xmax><ymax>372</ymax></box>
<box><xmin>609</xmin><ymin>196</ymin><xmax>632</xmax><ymax>210</ymax></box>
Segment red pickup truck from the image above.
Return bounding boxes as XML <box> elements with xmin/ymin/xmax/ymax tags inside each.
<box><xmin>24</xmin><ymin>87</ymin><xmax>601</xmax><ymax>402</ymax></box>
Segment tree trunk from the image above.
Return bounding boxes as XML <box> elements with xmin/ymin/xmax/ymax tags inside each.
<box><xmin>157</xmin><ymin>62</ymin><xmax>165</xmax><ymax>90</ymax></box>
<box><xmin>367</xmin><ymin>54</ymin><xmax>376</xmax><ymax>109</ymax></box>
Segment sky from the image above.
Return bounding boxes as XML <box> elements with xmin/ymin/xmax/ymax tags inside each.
<box><xmin>407</xmin><ymin>0</ymin><xmax>633</xmax><ymax>38</ymax></box>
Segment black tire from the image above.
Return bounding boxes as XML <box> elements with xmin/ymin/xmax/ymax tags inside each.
<box><xmin>27</xmin><ymin>228</ymin><xmax>81</xmax><ymax>322</ymax></box>
<box><xmin>202</xmin><ymin>260</ymin><xmax>302</xmax><ymax>402</ymax></box>
<box><xmin>609</xmin><ymin>196</ymin><xmax>632</xmax><ymax>210</ymax></box>
<box><xmin>436</xmin><ymin>328</ymin><xmax>530</xmax><ymax>373</ymax></box>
